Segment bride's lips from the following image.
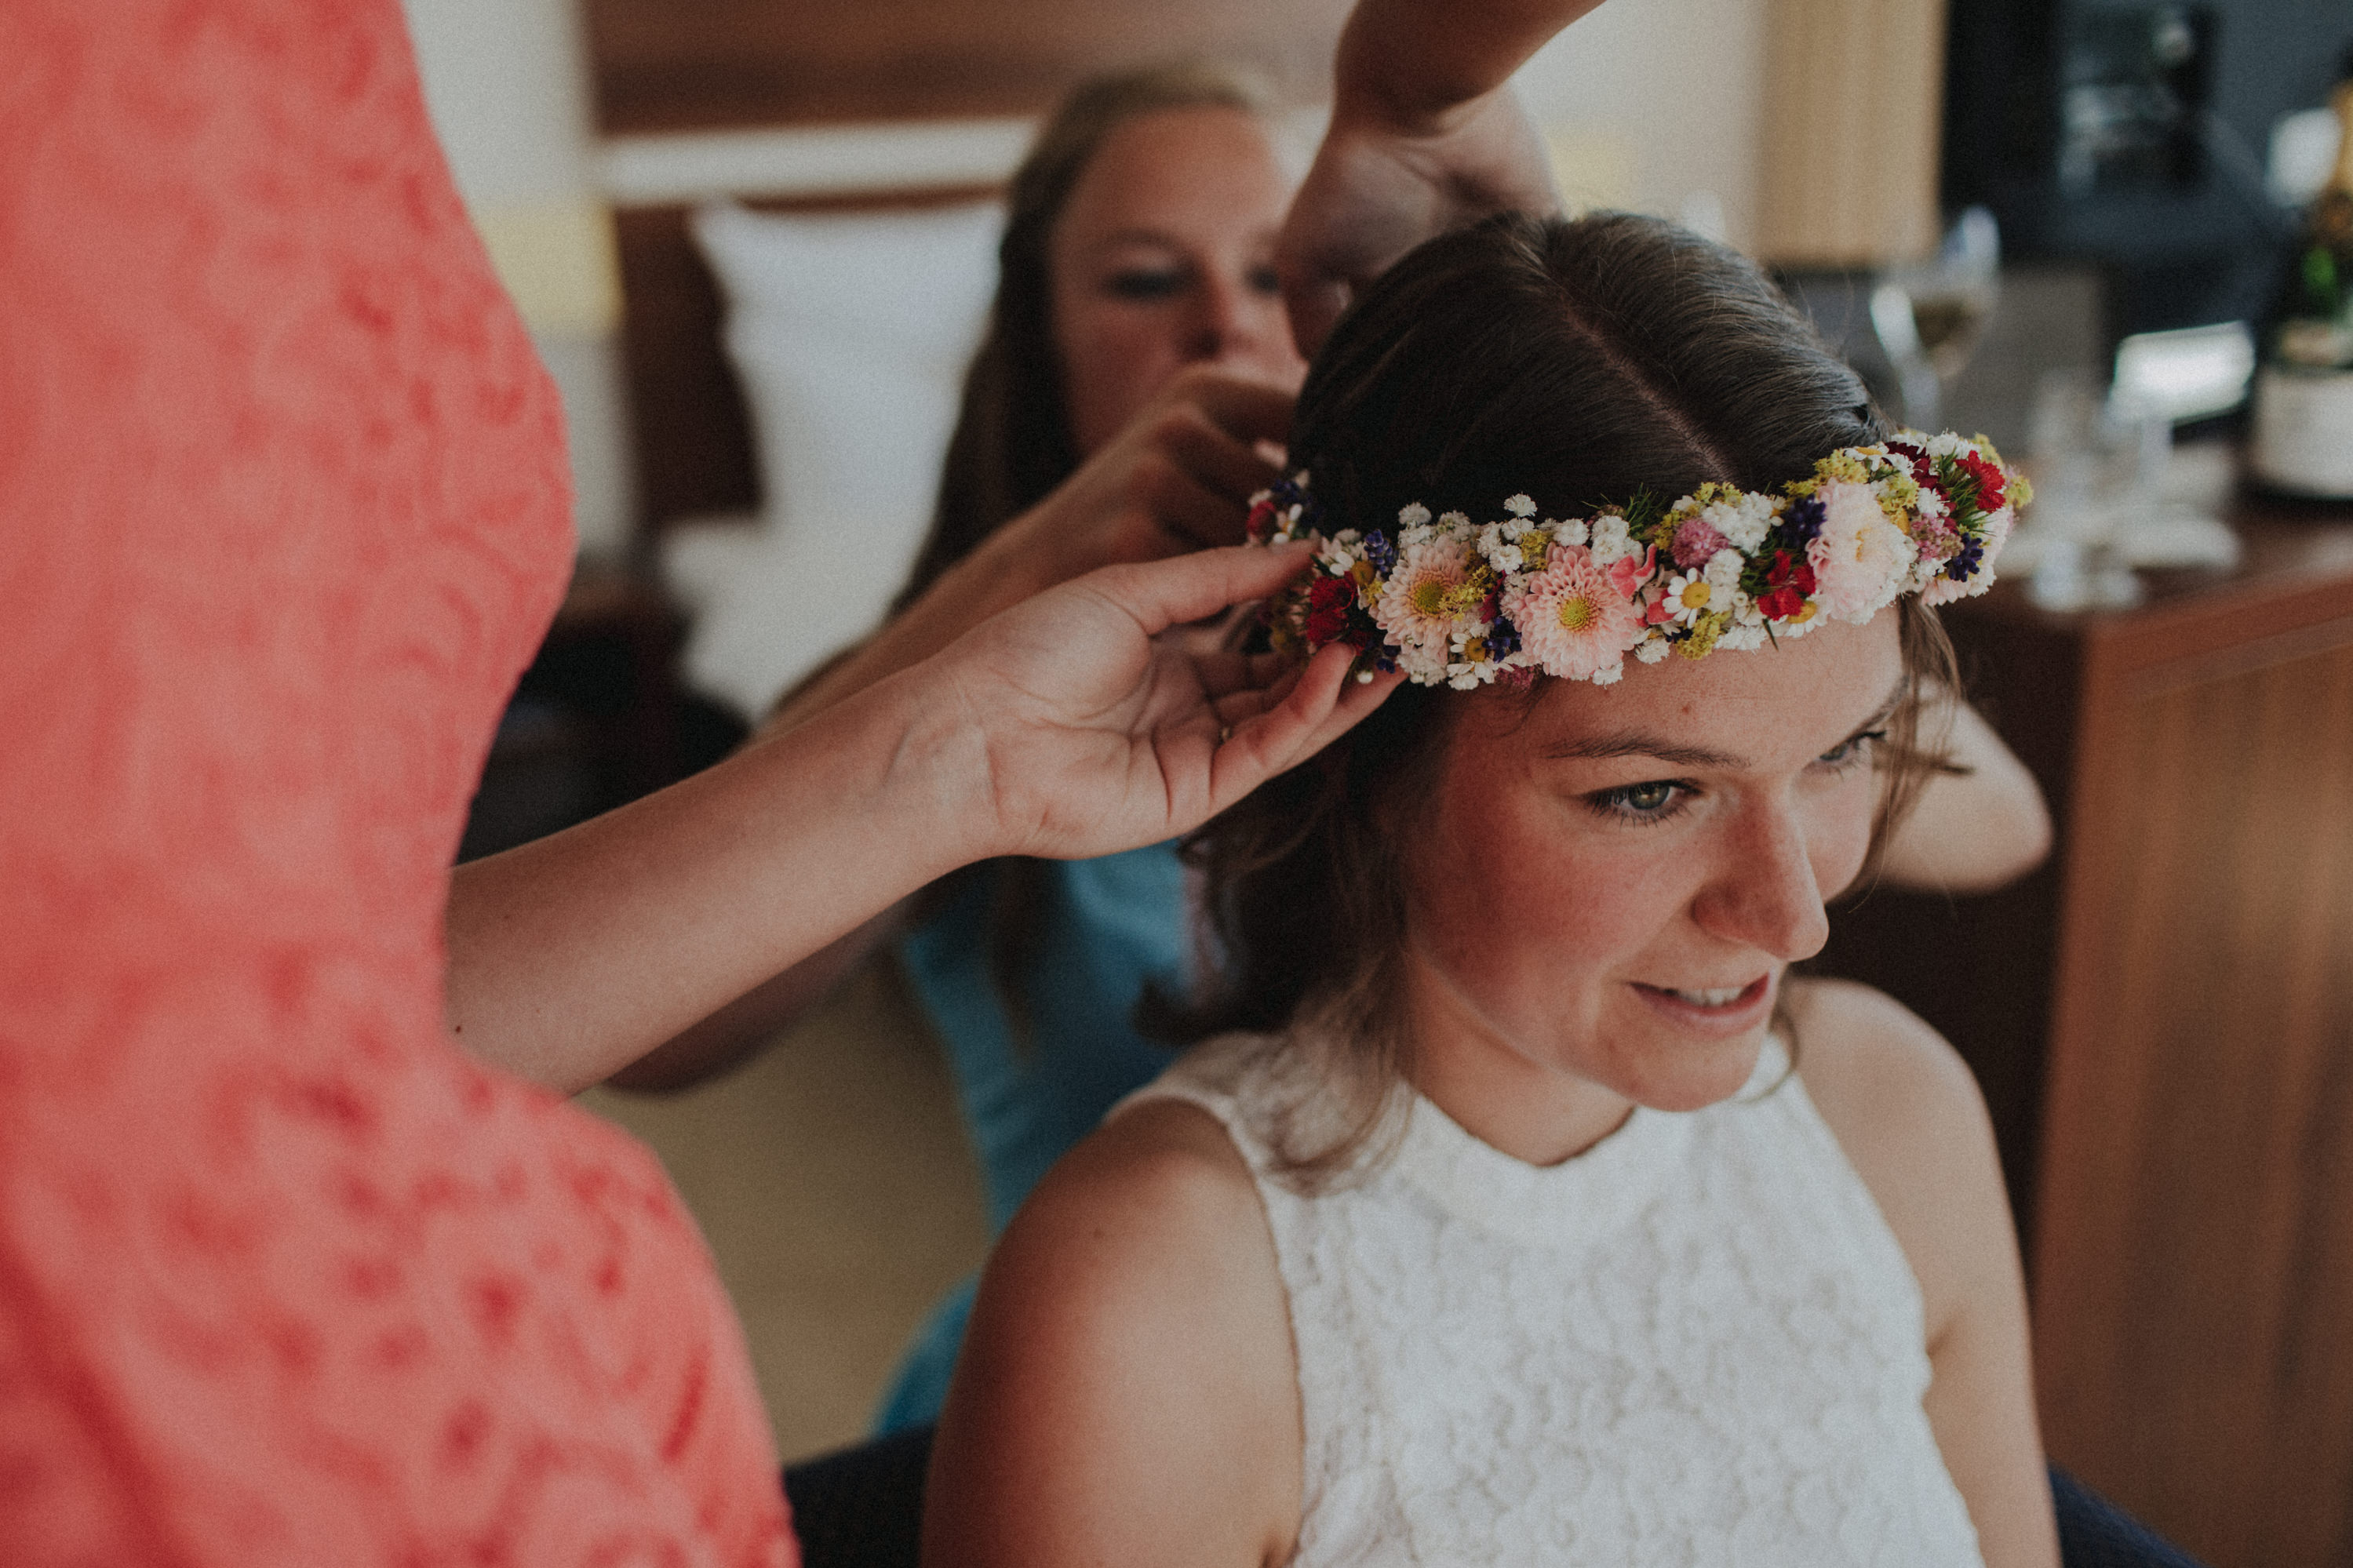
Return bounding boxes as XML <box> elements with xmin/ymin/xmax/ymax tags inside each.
<box><xmin>1630</xmin><ymin>973</ymin><xmax>1774</xmax><ymax>1031</ymax></box>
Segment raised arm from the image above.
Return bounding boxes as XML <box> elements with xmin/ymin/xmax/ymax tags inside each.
<box><xmin>1878</xmin><ymin>693</ymin><xmax>2052</xmax><ymax>896</ymax></box>
<box><xmin>445</xmin><ymin>544</ymin><xmax>1397</xmax><ymax>1094</ymax></box>
<box><xmin>1279</xmin><ymin>0</ymin><xmax>1608</xmax><ymax>351</ymax></box>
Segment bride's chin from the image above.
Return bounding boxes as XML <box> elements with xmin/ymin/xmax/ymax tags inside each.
<box><xmin>1613</xmin><ymin>1025</ymin><xmax>1773</xmax><ymax>1113</ymax></box>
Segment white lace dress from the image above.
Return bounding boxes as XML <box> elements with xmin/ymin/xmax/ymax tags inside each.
<box><xmin>1120</xmin><ymin>1030</ymin><xmax>1984</xmax><ymax>1567</ymax></box>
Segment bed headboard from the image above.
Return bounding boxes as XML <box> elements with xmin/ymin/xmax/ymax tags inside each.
<box><xmin>588</xmin><ymin>0</ymin><xmax>1352</xmax><ymax>538</ymax></box>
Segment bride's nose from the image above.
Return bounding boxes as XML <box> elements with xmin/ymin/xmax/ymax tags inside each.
<box><xmin>1689</xmin><ymin>799</ymin><xmax>1831</xmax><ymax>962</ymax></box>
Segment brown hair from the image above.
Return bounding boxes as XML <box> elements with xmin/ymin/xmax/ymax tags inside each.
<box><xmin>1151</xmin><ymin>211</ymin><xmax>1958</xmax><ymax>1181</ymax></box>
<box><xmin>892</xmin><ymin>62</ymin><xmax>1280</xmax><ymax>1034</ymax></box>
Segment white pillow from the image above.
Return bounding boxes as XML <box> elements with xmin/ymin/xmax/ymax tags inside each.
<box><xmin>690</xmin><ymin>198</ymin><xmax>1001</xmax><ymax>539</ymax></box>
<box><xmin>679</xmin><ymin>511</ymin><xmax>939</xmax><ymax>723</ymax></box>
<box><xmin>683</xmin><ymin>198</ymin><xmax>1003</xmax><ymax>718</ymax></box>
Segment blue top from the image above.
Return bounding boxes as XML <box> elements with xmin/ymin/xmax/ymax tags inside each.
<box><xmin>875</xmin><ymin>841</ymin><xmax>1188</xmax><ymax>1431</ymax></box>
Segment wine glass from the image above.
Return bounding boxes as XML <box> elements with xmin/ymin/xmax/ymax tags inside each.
<box><xmin>1868</xmin><ymin>206</ymin><xmax>2002</xmax><ymax>432</ymax></box>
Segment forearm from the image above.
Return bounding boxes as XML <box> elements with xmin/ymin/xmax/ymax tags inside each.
<box><xmin>1333</xmin><ymin>0</ymin><xmax>1604</xmax><ymax>127</ymax></box>
<box><xmin>1878</xmin><ymin>697</ymin><xmax>2051</xmax><ymax>894</ymax></box>
<box><xmin>446</xmin><ymin>667</ymin><xmax>994</xmax><ymax>1095</ymax></box>
<box><xmin>607</xmin><ymin>540</ymin><xmax>1047</xmax><ymax>1090</ymax></box>
<box><xmin>601</xmin><ymin>910</ymin><xmax>901</xmax><ymax>1093</ymax></box>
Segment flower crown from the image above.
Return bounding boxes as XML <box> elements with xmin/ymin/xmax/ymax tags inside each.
<box><xmin>1246</xmin><ymin>432</ymin><xmax>2027</xmax><ymax>689</ymax></box>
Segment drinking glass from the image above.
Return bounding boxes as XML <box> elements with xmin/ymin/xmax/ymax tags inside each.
<box><xmin>1869</xmin><ymin>206</ymin><xmax>2002</xmax><ymax>432</ymax></box>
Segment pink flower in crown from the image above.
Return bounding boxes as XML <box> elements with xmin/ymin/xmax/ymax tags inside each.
<box><xmin>1805</xmin><ymin>480</ymin><xmax>1910</xmax><ymax>621</ymax></box>
<box><xmin>1374</xmin><ymin>530</ymin><xmax>1489</xmax><ymax>675</ymax></box>
<box><xmin>1670</xmin><ymin>516</ymin><xmax>1728</xmax><ymax>569</ymax></box>
<box><xmin>1605</xmin><ymin>544</ymin><xmax>1658</xmax><ymax>601</ymax></box>
<box><xmin>1502</xmin><ymin>542</ymin><xmax>1650</xmax><ymax>683</ymax></box>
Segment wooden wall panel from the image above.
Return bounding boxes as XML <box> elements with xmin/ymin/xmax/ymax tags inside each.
<box><xmin>613</xmin><ymin>204</ymin><xmax>758</xmax><ymax>534</ymax></box>
<box><xmin>2033</xmin><ymin>617</ymin><xmax>2353</xmax><ymax>1568</ymax></box>
<box><xmin>585</xmin><ymin>0</ymin><xmax>1354</xmax><ymax>133</ymax></box>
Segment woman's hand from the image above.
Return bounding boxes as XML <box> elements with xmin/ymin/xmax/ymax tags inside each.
<box><xmin>1277</xmin><ymin>0</ymin><xmax>1612</xmax><ymax>353</ymax></box>
<box><xmin>448</xmin><ymin>544</ymin><xmax>1394</xmax><ymax>1093</ymax></box>
<box><xmin>982</xmin><ymin>366</ymin><xmax>1295</xmax><ymax>595</ymax></box>
<box><xmin>596</xmin><ymin>371</ymin><xmax>1300</xmax><ymax>1093</ymax></box>
<box><xmin>929</xmin><ymin>542</ymin><xmax>1401</xmax><ymax>862</ymax></box>
<box><xmin>1279</xmin><ymin>85</ymin><xmax>1559</xmax><ymax>354</ymax></box>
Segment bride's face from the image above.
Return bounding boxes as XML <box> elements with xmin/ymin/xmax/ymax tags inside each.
<box><xmin>1398</xmin><ymin>609</ymin><xmax>1904</xmax><ymax>1158</ymax></box>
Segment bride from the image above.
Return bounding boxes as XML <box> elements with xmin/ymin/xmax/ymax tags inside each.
<box><xmin>923</xmin><ymin>211</ymin><xmax>2060</xmax><ymax>1567</ymax></box>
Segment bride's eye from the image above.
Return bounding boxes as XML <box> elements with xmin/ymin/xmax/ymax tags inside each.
<box><xmin>1816</xmin><ymin>729</ymin><xmax>1889</xmax><ymax>769</ymax></box>
<box><xmin>1586</xmin><ymin>779</ymin><xmax>1688</xmax><ymax>824</ymax></box>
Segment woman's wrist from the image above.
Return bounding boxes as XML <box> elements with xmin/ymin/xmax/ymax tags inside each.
<box><xmin>796</xmin><ymin>649</ymin><xmax>1018</xmax><ymax>875</ymax></box>
<box><xmin>1329</xmin><ymin>12</ymin><xmax>1473</xmax><ymax>138</ymax></box>
<box><xmin>1326</xmin><ymin>0</ymin><xmax>1528</xmax><ymax>136</ymax></box>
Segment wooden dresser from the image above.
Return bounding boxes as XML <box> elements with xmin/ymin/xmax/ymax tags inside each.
<box><xmin>1818</xmin><ymin>480</ymin><xmax>2353</xmax><ymax>1567</ymax></box>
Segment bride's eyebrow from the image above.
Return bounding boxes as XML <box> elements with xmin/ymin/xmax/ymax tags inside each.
<box><xmin>1544</xmin><ymin>676</ymin><xmax>1910</xmax><ymax>769</ymax></box>
<box><xmin>1542</xmin><ymin>736</ymin><xmax>1743</xmax><ymax>769</ymax></box>
<box><xmin>1091</xmin><ymin>228</ymin><xmax>1187</xmax><ymax>252</ymax></box>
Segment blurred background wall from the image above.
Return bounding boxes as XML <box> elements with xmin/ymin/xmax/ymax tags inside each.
<box><xmin>402</xmin><ymin>0</ymin><xmax>636</xmax><ymax>560</ymax></box>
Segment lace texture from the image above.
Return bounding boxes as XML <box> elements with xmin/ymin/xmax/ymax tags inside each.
<box><xmin>1131</xmin><ymin>1033</ymin><xmax>1983</xmax><ymax>1567</ymax></box>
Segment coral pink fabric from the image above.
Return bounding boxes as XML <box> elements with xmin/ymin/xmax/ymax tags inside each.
<box><xmin>0</xmin><ymin>5</ymin><xmax>793</xmax><ymax>1563</ymax></box>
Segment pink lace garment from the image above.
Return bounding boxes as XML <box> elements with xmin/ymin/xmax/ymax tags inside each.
<box><xmin>0</xmin><ymin>5</ymin><xmax>792</xmax><ymax>1563</ymax></box>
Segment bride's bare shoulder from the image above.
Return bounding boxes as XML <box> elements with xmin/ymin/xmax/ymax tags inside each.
<box><xmin>1783</xmin><ymin>977</ymin><xmax>2011</xmax><ymax>1335</ymax></box>
<box><xmin>1783</xmin><ymin>976</ymin><xmax>1986</xmax><ymax>1139</ymax></box>
<box><xmin>1014</xmin><ymin>1095</ymin><xmax>1269</xmax><ymax>1274</ymax></box>
<box><xmin>926</xmin><ymin>1095</ymin><xmax>1300</xmax><ymax>1568</ymax></box>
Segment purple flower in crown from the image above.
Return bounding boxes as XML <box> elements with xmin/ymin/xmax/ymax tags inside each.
<box><xmin>1943</xmin><ymin>538</ymin><xmax>1984</xmax><ymax>581</ymax></box>
<box><xmin>1783</xmin><ymin>493</ymin><xmax>1827</xmax><ymax>544</ymax></box>
<box><xmin>1362</xmin><ymin>529</ymin><xmax>1399</xmax><ymax>577</ymax></box>
<box><xmin>1269</xmin><ymin>472</ymin><xmax>1319</xmax><ymax>527</ymax></box>
<box><xmin>1486</xmin><ymin>614</ymin><xmax>1523</xmax><ymax>662</ymax></box>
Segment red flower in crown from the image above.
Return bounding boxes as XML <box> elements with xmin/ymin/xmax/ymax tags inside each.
<box><xmin>1302</xmin><ymin>573</ymin><xmax>1359</xmax><ymax>645</ymax></box>
<box><xmin>1956</xmin><ymin>451</ymin><xmax>2006</xmax><ymax>512</ymax></box>
<box><xmin>1765</xmin><ymin>548</ymin><xmax>1816</xmax><ymax>592</ymax></box>
<box><xmin>1245</xmin><ymin>496</ymin><xmax>1281</xmax><ymax>544</ymax></box>
<box><xmin>1757</xmin><ymin>548</ymin><xmax>1817</xmax><ymax>621</ymax></box>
